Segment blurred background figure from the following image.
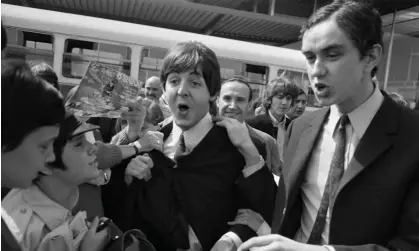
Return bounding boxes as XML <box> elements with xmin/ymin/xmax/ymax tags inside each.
<box><xmin>31</xmin><ymin>62</ymin><xmax>60</xmax><ymax>91</ymax></box>
<box><xmin>286</xmin><ymin>87</ymin><xmax>307</xmax><ymax>120</ymax></box>
<box><xmin>144</xmin><ymin>76</ymin><xmax>171</xmax><ymax>118</ymax></box>
<box><xmin>388</xmin><ymin>92</ymin><xmax>409</xmax><ymax>107</ymax></box>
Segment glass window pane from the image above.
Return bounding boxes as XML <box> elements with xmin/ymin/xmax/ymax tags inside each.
<box><xmin>4</xmin><ymin>27</ymin><xmax>54</xmax><ymax>66</ymax></box>
<box><xmin>138</xmin><ymin>47</ymin><xmax>167</xmax><ymax>84</ymax></box>
<box><xmin>63</xmin><ymin>39</ymin><xmax>131</xmax><ymax>79</ymax></box>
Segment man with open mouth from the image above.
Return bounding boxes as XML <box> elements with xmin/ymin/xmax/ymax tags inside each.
<box><xmin>240</xmin><ymin>1</ymin><xmax>419</xmax><ymax>251</ymax></box>
<box><xmin>106</xmin><ymin>41</ymin><xmax>277</xmax><ymax>251</ymax></box>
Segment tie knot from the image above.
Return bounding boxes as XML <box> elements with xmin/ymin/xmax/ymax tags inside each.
<box><xmin>339</xmin><ymin>115</ymin><xmax>349</xmax><ymax>128</ymax></box>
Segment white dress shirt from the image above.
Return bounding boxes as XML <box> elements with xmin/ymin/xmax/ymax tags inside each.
<box><xmin>295</xmin><ymin>85</ymin><xmax>384</xmax><ymax>246</ymax></box>
<box><xmin>164</xmin><ymin>113</ymin><xmax>265</xmax><ymax>250</ymax></box>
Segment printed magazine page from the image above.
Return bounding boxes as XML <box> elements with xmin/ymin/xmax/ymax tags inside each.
<box><xmin>66</xmin><ymin>62</ymin><xmax>142</xmax><ymax>118</ymax></box>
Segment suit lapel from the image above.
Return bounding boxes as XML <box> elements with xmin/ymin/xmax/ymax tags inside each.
<box><xmin>160</xmin><ymin>122</ymin><xmax>173</xmax><ymax>141</ymax></box>
<box><xmin>337</xmin><ymin>94</ymin><xmax>399</xmax><ymax>194</ymax></box>
<box><xmin>285</xmin><ymin>108</ymin><xmax>329</xmax><ymax>207</ymax></box>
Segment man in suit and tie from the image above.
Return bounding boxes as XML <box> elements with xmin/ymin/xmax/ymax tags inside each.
<box><xmin>239</xmin><ymin>1</ymin><xmax>419</xmax><ymax>251</ymax></box>
<box><xmin>104</xmin><ymin>41</ymin><xmax>276</xmax><ymax>251</ymax></box>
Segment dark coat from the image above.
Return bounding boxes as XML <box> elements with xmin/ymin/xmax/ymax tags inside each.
<box><xmin>272</xmin><ymin>93</ymin><xmax>419</xmax><ymax>251</ymax></box>
<box><xmin>103</xmin><ymin>123</ymin><xmax>277</xmax><ymax>251</ymax></box>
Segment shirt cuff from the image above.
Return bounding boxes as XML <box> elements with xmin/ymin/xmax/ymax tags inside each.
<box><xmin>323</xmin><ymin>245</ymin><xmax>336</xmax><ymax>251</ymax></box>
<box><xmin>256</xmin><ymin>222</ymin><xmax>271</xmax><ymax>236</ymax></box>
<box><xmin>222</xmin><ymin>232</ymin><xmax>242</xmax><ymax>248</ymax></box>
<box><xmin>242</xmin><ymin>155</ymin><xmax>265</xmax><ymax>178</ymax></box>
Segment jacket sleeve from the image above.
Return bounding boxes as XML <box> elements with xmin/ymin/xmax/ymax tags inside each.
<box><xmin>95</xmin><ymin>141</ymin><xmax>123</xmax><ymax>170</ymax></box>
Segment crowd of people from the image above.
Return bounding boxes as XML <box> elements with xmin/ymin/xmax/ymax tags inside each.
<box><xmin>2</xmin><ymin>0</ymin><xmax>419</xmax><ymax>251</ymax></box>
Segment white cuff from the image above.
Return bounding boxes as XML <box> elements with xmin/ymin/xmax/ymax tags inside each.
<box><xmin>222</xmin><ymin>232</ymin><xmax>242</xmax><ymax>248</ymax></box>
<box><xmin>242</xmin><ymin>155</ymin><xmax>265</xmax><ymax>178</ymax></box>
<box><xmin>323</xmin><ymin>245</ymin><xmax>336</xmax><ymax>251</ymax></box>
<box><xmin>132</xmin><ymin>140</ymin><xmax>141</xmax><ymax>151</ymax></box>
<box><xmin>256</xmin><ymin>222</ymin><xmax>271</xmax><ymax>236</ymax></box>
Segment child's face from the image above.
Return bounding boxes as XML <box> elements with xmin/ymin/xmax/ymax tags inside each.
<box><xmin>164</xmin><ymin>68</ymin><xmax>216</xmax><ymax>131</ymax></box>
<box><xmin>57</xmin><ymin>131</ymin><xmax>100</xmax><ymax>185</ymax></box>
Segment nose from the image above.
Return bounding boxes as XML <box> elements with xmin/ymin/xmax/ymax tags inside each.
<box><xmin>45</xmin><ymin>146</ymin><xmax>55</xmax><ymax>163</ymax></box>
<box><xmin>88</xmin><ymin>142</ymin><xmax>97</xmax><ymax>156</ymax></box>
<box><xmin>280</xmin><ymin>98</ymin><xmax>288</xmax><ymax>105</ymax></box>
<box><xmin>177</xmin><ymin>80</ymin><xmax>189</xmax><ymax>96</ymax></box>
<box><xmin>310</xmin><ymin>59</ymin><xmax>327</xmax><ymax>79</ymax></box>
<box><xmin>228</xmin><ymin>100</ymin><xmax>238</xmax><ymax>108</ymax></box>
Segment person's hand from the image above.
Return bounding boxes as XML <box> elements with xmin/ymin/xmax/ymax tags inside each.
<box><xmin>86</xmin><ymin>169</ymin><xmax>111</xmax><ymax>186</ymax></box>
<box><xmin>135</xmin><ymin>131</ymin><xmax>164</xmax><ymax>152</ymax></box>
<box><xmin>213</xmin><ymin>116</ymin><xmax>260</xmax><ymax>167</ymax></box>
<box><xmin>228</xmin><ymin>209</ymin><xmax>265</xmax><ymax>233</ymax></box>
<box><xmin>210</xmin><ymin>236</ymin><xmax>237</xmax><ymax>251</ymax></box>
<box><xmin>125</xmin><ymin>154</ymin><xmax>154</xmax><ymax>185</ymax></box>
<box><xmin>212</xmin><ymin>116</ymin><xmax>252</xmax><ymax>150</ymax></box>
<box><xmin>80</xmin><ymin>217</ymin><xmax>110</xmax><ymax>251</ymax></box>
<box><xmin>121</xmin><ymin>97</ymin><xmax>147</xmax><ymax>141</ymax></box>
<box><xmin>238</xmin><ymin>234</ymin><xmax>328</xmax><ymax>251</ymax></box>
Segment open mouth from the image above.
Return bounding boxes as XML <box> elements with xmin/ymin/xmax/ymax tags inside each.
<box><xmin>177</xmin><ymin>103</ymin><xmax>190</xmax><ymax>112</ymax></box>
<box><xmin>89</xmin><ymin>159</ymin><xmax>98</xmax><ymax>167</ymax></box>
<box><xmin>315</xmin><ymin>83</ymin><xmax>328</xmax><ymax>91</ymax></box>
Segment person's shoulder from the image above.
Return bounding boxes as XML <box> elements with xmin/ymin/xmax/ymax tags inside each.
<box><xmin>2</xmin><ymin>188</ymin><xmax>46</xmax><ymax>248</ymax></box>
<box><xmin>291</xmin><ymin>107</ymin><xmax>328</xmax><ymax>128</ymax></box>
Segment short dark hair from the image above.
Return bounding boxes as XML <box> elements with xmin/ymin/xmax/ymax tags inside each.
<box><xmin>251</xmin><ymin>97</ymin><xmax>263</xmax><ymax>111</ymax></box>
<box><xmin>1</xmin><ymin>59</ymin><xmax>65</xmax><ymax>152</ymax></box>
<box><xmin>222</xmin><ymin>76</ymin><xmax>253</xmax><ymax>102</ymax></box>
<box><xmin>31</xmin><ymin>62</ymin><xmax>60</xmax><ymax>91</ymax></box>
<box><xmin>300</xmin><ymin>0</ymin><xmax>384</xmax><ymax>77</ymax></box>
<box><xmin>297</xmin><ymin>87</ymin><xmax>307</xmax><ymax>98</ymax></box>
<box><xmin>263</xmin><ymin>76</ymin><xmax>300</xmax><ymax>110</ymax></box>
<box><xmin>160</xmin><ymin>41</ymin><xmax>221</xmax><ymax>97</ymax></box>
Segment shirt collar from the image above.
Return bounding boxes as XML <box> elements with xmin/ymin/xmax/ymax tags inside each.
<box><xmin>171</xmin><ymin>113</ymin><xmax>213</xmax><ymax>150</ymax></box>
<box><xmin>330</xmin><ymin>83</ymin><xmax>384</xmax><ymax>139</ymax></box>
<box><xmin>22</xmin><ymin>185</ymin><xmax>79</xmax><ymax>231</ymax></box>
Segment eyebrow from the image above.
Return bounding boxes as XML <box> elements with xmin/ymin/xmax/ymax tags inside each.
<box><xmin>189</xmin><ymin>70</ymin><xmax>203</xmax><ymax>78</ymax></box>
<box><xmin>302</xmin><ymin>43</ymin><xmax>345</xmax><ymax>55</ymax></box>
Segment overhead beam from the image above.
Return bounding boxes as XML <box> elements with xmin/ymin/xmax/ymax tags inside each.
<box><xmin>202</xmin><ymin>14</ymin><xmax>225</xmax><ymax>35</ymax></box>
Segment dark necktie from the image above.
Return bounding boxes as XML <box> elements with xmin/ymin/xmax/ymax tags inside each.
<box><xmin>174</xmin><ymin>132</ymin><xmax>186</xmax><ymax>160</ymax></box>
<box><xmin>307</xmin><ymin>115</ymin><xmax>349</xmax><ymax>244</ymax></box>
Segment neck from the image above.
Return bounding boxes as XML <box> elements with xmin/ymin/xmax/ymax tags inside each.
<box><xmin>36</xmin><ymin>176</ymin><xmax>78</xmax><ymax>210</ymax></box>
<box><xmin>269</xmin><ymin>109</ymin><xmax>284</xmax><ymax>123</ymax></box>
<box><xmin>336</xmin><ymin>77</ymin><xmax>375</xmax><ymax>114</ymax></box>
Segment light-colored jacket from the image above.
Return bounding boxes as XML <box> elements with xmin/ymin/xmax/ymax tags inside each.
<box><xmin>250</xmin><ymin>126</ymin><xmax>282</xmax><ymax>176</ymax></box>
<box><xmin>2</xmin><ymin>186</ymin><xmax>88</xmax><ymax>251</ymax></box>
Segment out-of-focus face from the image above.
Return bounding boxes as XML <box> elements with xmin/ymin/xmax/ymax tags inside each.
<box><xmin>302</xmin><ymin>18</ymin><xmax>371</xmax><ymax>110</ymax></box>
<box><xmin>1</xmin><ymin>126</ymin><xmax>59</xmax><ymax>189</ymax></box>
<box><xmin>217</xmin><ymin>81</ymin><xmax>250</xmax><ymax>122</ymax></box>
<box><xmin>54</xmin><ymin>131</ymin><xmax>100</xmax><ymax>185</ymax></box>
<box><xmin>287</xmin><ymin>93</ymin><xmax>307</xmax><ymax>119</ymax></box>
<box><xmin>164</xmin><ymin>68</ymin><xmax>215</xmax><ymax>131</ymax></box>
<box><xmin>269</xmin><ymin>93</ymin><xmax>293</xmax><ymax>121</ymax></box>
<box><xmin>145</xmin><ymin>77</ymin><xmax>163</xmax><ymax>102</ymax></box>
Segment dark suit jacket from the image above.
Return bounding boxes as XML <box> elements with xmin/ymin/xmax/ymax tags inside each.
<box><xmin>271</xmin><ymin>93</ymin><xmax>419</xmax><ymax>251</ymax></box>
<box><xmin>247</xmin><ymin>113</ymin><xmax>292</xmax><ymax>138</ymax></box>
<box><xmin>103</xmin><ymin>123</ymin><xmax>277</xmax><ymax>251</ymax></box>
